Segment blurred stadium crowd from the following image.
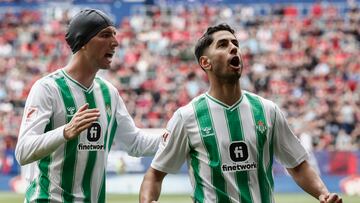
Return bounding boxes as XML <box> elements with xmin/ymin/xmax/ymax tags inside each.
<box><xmin>0</xmin><ymin>2</ymin><xmax>359</xmax><ymax>174</ymax></box>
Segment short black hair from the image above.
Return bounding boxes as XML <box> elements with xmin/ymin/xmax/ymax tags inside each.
<box><xmin>194</xmin><ymin>23</ymin><xmax>235</xmax><ymax>63</ymax></box>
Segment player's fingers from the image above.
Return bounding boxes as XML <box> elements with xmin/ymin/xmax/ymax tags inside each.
<box><xmin>76</xmin><ymin>121</ymin><xmax>97</xmax><ymax>134</ymax></box>
<box><xmin>335</xmin><ymin>197</ymin><xmax>343</xmax><ymax>203</ymax></box>
<box><xmin>81</xmin><ymin>111</ymin><xmax>100</xmax><ymax>119</ymax></box>
<box><xmin>326</xmin><ymin>193</ymin><xmax>342</xmax><ymax>203</ymax></box>
<box><xmin>77</xmin><ymin>116</ymin><xmax>99</xmax><ymax>128</ymax></box>
<box><xmin>76</xmin><ymin>108</ymin><xmax>99</xmax><ymax>117</ymax></box>
<box><xmin>318</xmin><ymin>194</ymin><xmax>328</xmax><ymax>203</ymax></box>
<box><xmin>71</xmin><ymin>111</ymin><xmax>98</xmax><ymax>125</ymax></box>
<box><xmin>77</xmin><ymin>103</ymin><xmax>89</xmax><ymax>112</ymax></box>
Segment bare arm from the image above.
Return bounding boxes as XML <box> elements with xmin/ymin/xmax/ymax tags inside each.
<box><xmin>140</xmin><ymin>167</ymin><xmax>167</xmax><ymax>203</ymax></box>
<box><xmin>287</xmin><ymin>160</ymin><xmax>342</xmax><ymax>203</ymax></box>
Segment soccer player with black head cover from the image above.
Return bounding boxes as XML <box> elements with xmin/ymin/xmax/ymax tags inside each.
<box><xmin>15</xmin><ymin>9</ymin><xmax>161</xmax><ymax>203</ymax></box>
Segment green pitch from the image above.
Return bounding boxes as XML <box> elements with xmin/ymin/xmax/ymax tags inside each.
<box><xmin>1</xmin><ymin>192</ymin><xmax>359</xmax><ymax>202</ymax></box>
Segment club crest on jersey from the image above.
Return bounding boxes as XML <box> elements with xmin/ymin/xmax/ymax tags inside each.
<box><xmin>106</xmin><ymin>105</ymin><xmax>111</xmax><ymax>117</ymax></box>
<box><xmin>201</xmin><ymin>127</ymin><xmax>214</xmax><ymax>137</ymax></box>
<box><xmin>256</xmin><ymin>120</ymin><xmax>267</xmax><ymax>134</ymax></box>
<box><xmin>78</xmin><ymin>122</ymin><xmax>104</xmax><ymax>151</ymax></box>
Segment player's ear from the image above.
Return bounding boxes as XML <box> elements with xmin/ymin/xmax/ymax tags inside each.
<box><xmin>199</xmin><ymin>56</ymin><xmax>211</xmax><ymax>70</ymax></box>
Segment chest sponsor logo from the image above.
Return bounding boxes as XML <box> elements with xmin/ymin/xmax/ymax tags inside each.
<box><xmin>222</xmin><ymin>141</ymin><xmax>257</xmax><ymax>172</ymax></box>
<box><xmin>87</xmin><ymin>122</ymin><xmax>101</xmax><ymax>142</ymax></box>
<box><xmin>222</xmin><ymin>162</ymin><xmax>257</xmax><ymax>172</ymax></box>
<box><xmin>229</xmin><ymin>141</ymin><xmax>249</xmax><ymax>162</ymax></box>
<box><xmin>78</xmin><ymin>122</ymin><xmax>104</xmax><ymax>151</ymax></box>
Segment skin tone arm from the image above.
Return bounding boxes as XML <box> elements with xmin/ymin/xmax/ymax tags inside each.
<box><xmin>287</xmin><ymin>160</ymin><xmax>342</xmax><ymax>203</ymax></box>
<box><xmin>63</xmin><ymin>103</ymin><xmax>100</xmax><ymax>140</ymax></box>
<box><xmin>140</xmin><ymin>167</ymin><xmax>168</xmax><ymax>203</ymax></box>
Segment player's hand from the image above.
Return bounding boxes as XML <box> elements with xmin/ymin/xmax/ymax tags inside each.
<box><xmin>319</xmin><ymin>193</ymin><xmax>342</xmax><ymax>203</ymax></box>
<box><xmin>63</xmin><ymin>103</ymin><xmax>100</xmax><ymax>140</ymax></box>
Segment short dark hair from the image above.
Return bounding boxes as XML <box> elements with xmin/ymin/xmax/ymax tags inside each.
<box><xmin>194</xmin><ymin>23</ymin><xmax>235</xmax><ymax>63</ymax></box>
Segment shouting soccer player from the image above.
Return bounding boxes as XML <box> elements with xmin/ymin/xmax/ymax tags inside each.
<box><xmin>15</xmin><ymin>9</ymin><xmax>161</xmax><ymax>202</ymax></box>
<box><xmin>140</xmin><ymin>23</ymin><xmax>342</xmax><ymax>203</ymax></box>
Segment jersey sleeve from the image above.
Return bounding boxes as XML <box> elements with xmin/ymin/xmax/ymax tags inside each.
<box><xmin>272</xmin><ymin>104</ymin><xmax>308</xmax><ymax>168</ymax></box>
<box><xmin>114</xmin><ymin>92</ymin><xmax>161</xmax><ymax>157</ymax></box>
<box><xmin>15</xmin><ymin>80</ymin><xmax>67</xmax><ymax>165</ymax></box>
<box><xmin>151</xmin><ymin>109</ymin><xmax>189</xmax><ymax>174</ymax></box>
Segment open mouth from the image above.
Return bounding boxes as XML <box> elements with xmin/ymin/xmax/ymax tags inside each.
<box><xmin>105</xmin><ymin>53</ymin><xmax>114</xmax><ymax>58</ymax></box>
<box><xmin>229</xmin><ymin>56</ymin><xmax>241</xmax><ymax>67</ymax></box>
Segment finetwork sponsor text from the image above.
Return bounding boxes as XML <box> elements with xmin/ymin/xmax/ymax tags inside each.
<box><xmin>222</xmin><ymin>162</ymin><xmax>257</xmax><ymax>172</ymax></box>
<box><xmin>78</xmin><ymin>143</ymin><xmax>104</xmax><ymax>151</ymax></box>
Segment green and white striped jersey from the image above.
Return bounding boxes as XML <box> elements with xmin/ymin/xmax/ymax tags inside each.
<box><xmin>16</xmin><ymin>69</ymin><xmax>160</xmax><ymax>203</ymax></box>
<box><xmin>152</xmin><ymin>91</ymin><xmax>308</xmax><ymax>203</ymax></box>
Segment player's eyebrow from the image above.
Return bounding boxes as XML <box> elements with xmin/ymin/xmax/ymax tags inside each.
<box><xmin>231</xmin><ymin>39</ymin><xmax>239</xmax><ymax>46</ymax></box>
<box><xmin>99</xmin><ymin>28</ymin><xmax>117</xmax><ymax>35</ymax></box>
<box><xmin>216</xmin><ymin>38</ymin><xmax>239</xmax><ymax>47</ymax></box>
<box><xmin>216</xmin><ymin>38</ymin><xmax>228</xmax><ymax>45</ymax></box>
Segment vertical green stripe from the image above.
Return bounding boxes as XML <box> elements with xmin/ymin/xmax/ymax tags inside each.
<box><xmin>225</xmin><ymin>109</ymin><xmax>252</xmax><ymax>203</ymax></box>
<box><xmin>189</xmin><ymin>147</ymin><xmax>204</xmax><ymax>203</ymax></box>
<box><xmin>82</xmin><ymin>91</ymin><xmax>98</xmax><ymax>202</ymax></box>
<box><xmin>25</xmin><ymin>180</ymin><xmax>36</xmax><ymax>202</ymax></box>
<box><xmin>34</xmin><ymin>115</ymin><xmax>54</xmax><ymax>202</ymax></box>
<box><xmin>245</xmin><ymin>93</ymin><xmax>271</xmax><ymax>203</ymax></box>
<box><xmin>54</xmin><ymin>77</ymin><xmax>78</xmax><ymax>203</ymax></box>
<box><xmin>95</xmin><ymin>78</ymin><xmax>112</xmax><ymax>149</ymax></box>
<box><xmin>267</xmin><ymin>114</ymin><xmax>276</xmax><ymax>189</ymax></box>
<box><xmin>193</xmin><ymin>97</ymin><xmax>230</xmax><ymax>203</ymax></box>
<box><xmin>108</xmin><ymin>120</ymin><xmax>117</xmax><ymax>152</ymax></box>
<box><xmin>98</xmin><ymin>171</ymin><xmax>106</xmax><ymax>203</ymax></box>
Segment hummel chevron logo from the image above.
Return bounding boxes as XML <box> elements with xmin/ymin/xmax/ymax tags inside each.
<box><xmin>67</xmin><ymin>107</ymin><xmax>76</xmax><ymax>115</ymax></box>
<box><xmin>201</xmin><ymin>127</ymin><xmax>214</xmax><ymax>137</ymax></box>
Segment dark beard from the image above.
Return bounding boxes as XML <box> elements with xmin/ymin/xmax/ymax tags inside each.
<box><xmin>220</xmin><ymin>72</ymin><xmax>241</xmax><ymax>84</ymax></box>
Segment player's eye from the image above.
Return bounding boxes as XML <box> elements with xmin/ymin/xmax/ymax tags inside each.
<box><xmin>232</xmin><ymin>41</ymin><xmax>239</xmax><ymax>47</ymax></box>
<box><xmin>101</xmin><ymin>33</ymin><xmax>111</xmax><ymax>38</ymax></box>
<box><xmin>218</xmin><ymin>42</ymin><xmax>227</xmax><ymax>48</ymax></box>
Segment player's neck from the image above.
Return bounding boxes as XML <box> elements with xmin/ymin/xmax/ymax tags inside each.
<box><xmin>63</xmin><ymin>56</ymin><xmax>97</xmax><ymax>88</ymax></box>
<box><xmin>208</xmin><ymin>82</ymin><xmax>242</xmax><ymax>106</ymax></box>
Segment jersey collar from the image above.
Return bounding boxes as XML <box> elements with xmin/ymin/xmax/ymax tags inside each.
<box><xmin>61</xmin><ymin>69</ymin><xmax>94</xmax><ymax>93</ymax></box>
<box><xmin>205</xmin><ymin>92</ymin><xmax>243</xmax><ymax>111</ymax></box>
